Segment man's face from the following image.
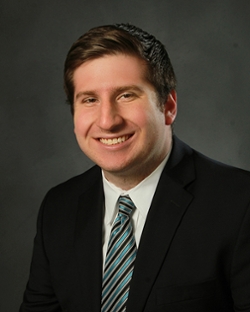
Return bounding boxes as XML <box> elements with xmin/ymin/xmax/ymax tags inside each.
<box><xmin>73</xmin><ymin>54</ymin><xmax>177</xmax><ymax>188</ymax></box>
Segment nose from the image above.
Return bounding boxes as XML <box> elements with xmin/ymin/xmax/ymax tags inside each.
<box><xmin>96</xmin><ymin>100</ymin><xmax>123</xmax><ymax>131</ymax></box>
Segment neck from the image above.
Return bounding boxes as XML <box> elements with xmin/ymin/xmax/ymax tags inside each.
<box><xmin>103</xmin><ymin>154</ymin><xmax>168</xmax><ymax>191</ymax></box>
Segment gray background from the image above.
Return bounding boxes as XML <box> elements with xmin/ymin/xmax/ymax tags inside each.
<box><xmin>1</xmin><ymin>0</ymin><xmax>250</xmax><ymax>310</ymax></box>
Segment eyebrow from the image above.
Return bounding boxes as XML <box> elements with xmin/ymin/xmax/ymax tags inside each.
<box><xmin>75</xmin><ymin>85</ymin><xmax>144</xmax><ymax>101</ymax></box>
<box><xmin>75</xmin><ymin>91</ymin><xmax>96</xmax><ymax>101</ymax></box>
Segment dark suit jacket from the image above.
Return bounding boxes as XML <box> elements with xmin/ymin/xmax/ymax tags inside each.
<box><xmin>20</xmin><ymin>137</ymin><xmax>250</xmax><ymax>311</ymax></box>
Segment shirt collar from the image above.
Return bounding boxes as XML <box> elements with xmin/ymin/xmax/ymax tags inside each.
<box><xmin>102</xmin><ymin>149</ymin><xmax>171</xmax><ymax>225</ymax></box>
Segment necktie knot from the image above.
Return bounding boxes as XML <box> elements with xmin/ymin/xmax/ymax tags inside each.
<box><xmin>118</xmin><ymin>195</ymin><xmax>135</xmax><ymax>218</ymax></box>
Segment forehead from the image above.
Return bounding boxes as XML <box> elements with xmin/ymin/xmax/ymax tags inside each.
<box><xmin>73</xmin><ymin>54</ymin><xmax>149</xmax><ymax>92</ymax></box>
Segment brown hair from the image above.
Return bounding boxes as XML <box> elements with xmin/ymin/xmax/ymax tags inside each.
<box><xmin>64</xmin><ymin>23</ymin><xmax>177</xmax><ymax>113</ymax></box>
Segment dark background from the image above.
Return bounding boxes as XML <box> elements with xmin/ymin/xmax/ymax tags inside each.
<box><xmin>1</xmin><ymin>1</ymin><xmax>250</xmax><ymax>310</ymax></box>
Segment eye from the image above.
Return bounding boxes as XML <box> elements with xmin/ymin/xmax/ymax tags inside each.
<box><xmin>81</xmin><ymin>97</ymin><xmax>98</xmax><ymax>105</ymax></box>
<box><xmin>122</xmin><ymin>93</ymin><xmax>132</xmax><ymax>98</ymax></box>
<box><xmin>119</xmin><ymin>92</ymin><xmax>136</xmax><ymax>102</ymax></box>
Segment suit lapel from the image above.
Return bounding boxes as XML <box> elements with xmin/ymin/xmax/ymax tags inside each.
<box><xmin>127</xmin><ymin>137</ymin><xmax>195</xmax><ymax>311</ymax></box>
<box><xmin>74</xmin><ymin>170</ymin><xmax>104</xmax><ymax>311</ymax></box>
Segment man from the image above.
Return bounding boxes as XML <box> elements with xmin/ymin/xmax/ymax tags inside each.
<box><xmin>20</xmin><ymin>24</ymin><xmax>250</xmax><ymax>311</ymax></box>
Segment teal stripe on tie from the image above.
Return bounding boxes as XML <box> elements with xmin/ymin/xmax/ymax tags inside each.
<box><xmin>101</xmin><ymin>195</ymin><xmax>137</xmax><ymax>312</ymax></box>
<box><xmin>104</xmin><ymin>242</ymin><xmax>133</xmax><ymax>279</ymax></box>
<box><xmin>104</xmin><ymin>227</ymin><xmax>132</xmax><ymax>265</ymax></box>
<box><xmin>102</xmin><ymin>251</ymin><xmax>136</xmax><ymax>298</ymax></box>
<box><xmin>103</xmin><ymin>270</ymin><xmax>134</xmax><ymax>311</ymax></box>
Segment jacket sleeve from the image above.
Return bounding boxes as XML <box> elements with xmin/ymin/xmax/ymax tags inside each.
<box><xmin>231</xmin><ymin>201</ymin><xmax>250</xmax><ymax>311</ymax></box>
<box><xmin>19</xmin><ymin>193</ymin><xmax>63</xmax><ymax>312</ymax></box>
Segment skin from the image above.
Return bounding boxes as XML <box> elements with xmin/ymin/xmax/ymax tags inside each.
<box><xmin>73</xmin><ymin>54</ymin><xmax>177</xmax><ymax>190</ymax></box>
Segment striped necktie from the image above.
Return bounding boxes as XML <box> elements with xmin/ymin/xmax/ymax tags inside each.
<box><xmin>101</xmin><ymin>195</ymin><xmax>137</xmax><ymax>312</ymax></box>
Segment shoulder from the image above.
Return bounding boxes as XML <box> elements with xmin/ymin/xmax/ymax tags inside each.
<box><xmin>190</xmin><ymin>147</ymin><xmax>250</xmax><ymax>210</ymax></box>
<box><xmin>193</xmin><ymin>148</ymin><xmax>250</xmax><ymax>185</ymax></box>
<box><xmin>52</xmin><ymin>164</ymin><xmax>101</xmax><ymax>190</ymax></box>
<box><xmin>173</xmin><ymin>136</ymin><xmax>250</xmax><ymax>179</ymax></box>
<box><xmin>42</xmin><ymin>165</ymin><xmax>102</xmax><ymax>207</ymax></box>
<box><xmin>171</xmin><ymin>136</ymin><xmax>250</xmax><ymax>198</ymax></box>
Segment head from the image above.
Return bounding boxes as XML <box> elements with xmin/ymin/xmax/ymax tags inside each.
<box><xmin>64</xmin><ymin>23</ymin><xmax>177</xmax><ymax>114</ymax></box>
<box><xmin>66</xmin><ymin>24</ymin><xmax>177</xmax><ymax>189</ymax></box>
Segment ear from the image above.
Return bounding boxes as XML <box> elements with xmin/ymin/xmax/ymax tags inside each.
<box><xmin>164</xmin><ymin>90</ymin><xmax>177</xmax><ymax>125</ymax></box>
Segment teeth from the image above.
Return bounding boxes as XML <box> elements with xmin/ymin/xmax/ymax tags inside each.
<box><xmin>100</xmin><ymin>136</ymin><xmax>128</xmax><ymax>145</ymax></box>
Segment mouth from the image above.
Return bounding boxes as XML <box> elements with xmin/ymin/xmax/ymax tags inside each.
<box><xmin>99</xmin><ymin>135</ymin><xmax>130</xmax><ymax>146</ymax></box>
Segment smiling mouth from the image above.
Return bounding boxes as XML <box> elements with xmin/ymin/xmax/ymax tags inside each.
<box><xmin>99</xmin><ymin>135</ymin><xmax>130</xmax><ymax>145</ymax></box>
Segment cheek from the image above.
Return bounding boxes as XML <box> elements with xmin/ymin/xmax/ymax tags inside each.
<box><xmin>73</xmin><ymin>111</ymin><xmax>91</xmax><ymax>135</ymax></box>
<box><xmin>74</xmin><ymin>120</ymin><xmax>87</xmax><ymax>142</ymax></box>
<box><xmin>129</xmin><ymin>109</ymin><xmax>162</xmax><ymax>141</ymax></box>
<box><xmin>128</xmin><ymin>106</ymin><xmax>149</xmax><ymax>127</ymax></box>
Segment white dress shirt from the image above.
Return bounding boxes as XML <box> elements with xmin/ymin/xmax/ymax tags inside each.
<box><xmin>102</xmin><ymin>152</ymin><xmax>171</xmax><ymax>269</ymax></box>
